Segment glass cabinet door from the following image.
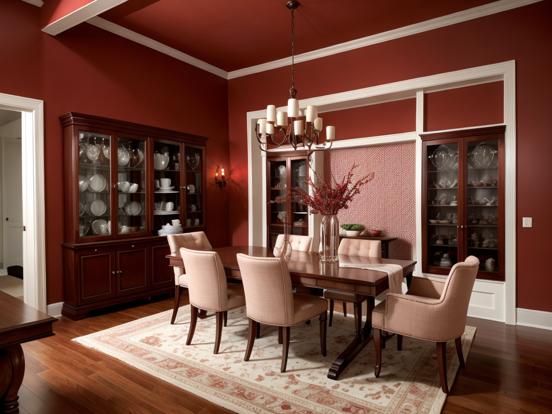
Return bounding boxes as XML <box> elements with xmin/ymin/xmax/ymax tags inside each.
<box><xmin>466</xmin><ymin>139</ymin><xmax>500</xmax><ymax>275</ymax></box>
<box><xmin>290</xmin><ymin>158</ymin><xmax>308</xmax><ymax>236</ymax></box>
<box><xmin>78</xmin><ymin>132</ymin><xmax>112</xmax><ymax>238</ymax></box>
<box><xmin>153</xmin><ymin>141</ymin><xmax>182</xmax><ymax>234</ymax></box>
<box><xmin>268</xmin><ymin>159</ymin><xmax>288</xmax><ymax>248</ymax></box>
<box><xmin>426</xmin><ymin>142</ymin><xmax>460</xmax><ymax>270</ymax></box>
<box><xmin>184</xmin><ymin>146</ymin><xmax>204</xmax><ymax>228</ymax></box>
<box><xmin>116</xmin><ymin>137</ymin><xmax>147</xmax><ymax>235</ymax></box>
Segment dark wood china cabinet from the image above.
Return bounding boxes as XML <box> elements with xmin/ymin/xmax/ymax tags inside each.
<box><xmin>266</xmin><ymin>153</ymin><xmax>309</xmax><ymax>250</ymax></box>
<box><xmin>421</xmin><ymin>125</ymin><xmax>505</xmax><ymax>281</ymax></box>
<box><xmin>61</xmin><ymin>113</ymin><xmax>206</xmax><ymax>319</ymax></box>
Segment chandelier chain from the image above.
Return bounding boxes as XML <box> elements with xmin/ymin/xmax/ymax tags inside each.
<box><xmin>290</xmin><ymin>5</ymin><xmax>296</xmax><ymax>98</ymax></box>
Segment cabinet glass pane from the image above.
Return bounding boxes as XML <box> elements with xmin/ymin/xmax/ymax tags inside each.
<box><xmin>466</xmin><ymin>139</ymin><xmax>500</xmax><ymax>274</ymax></box>
<box><xmin>153</xmin><ymin>141</ymin><xmax>182</xmax><ymax>234</ymax></box>
<box><xmin>185</xmin><ymin>146</ymin><xmax>203</xmax><ymax>228</ymax></box>
<box><xmin>269</xmin><ymin>160</ymin><xmax>287</xmax><ymax>229</ymax></box>
<box><xmin>291</xmin><ymin>159</ymin><xmax>308</xmax><ymax>234</ymax></box>
<box><xmin>426</xmin><ymin>143</ymin><xmax>459</xmax><ymax>269</ymax></box>
<box><xmin>117</xmin><ymin>137</ymin><xmax>146</xmax><ymax>235</ymax></box>
<box><xmin>78</xmin><ymin>132</ymin><xmax>111</xmax><ymax>238</ymax></box>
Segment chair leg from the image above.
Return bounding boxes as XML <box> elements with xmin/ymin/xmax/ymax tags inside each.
<box><xmin>436</xmin><ymin>342</ymin><xmax>449</xmax><ymax>394</ymax></box>
<box><xmin>455</xmin><ymin>337</ymin><xmax>465</xmax><ymax>368</ymax></box>
<box><xmin>353</xmin><ymin>301</ymin><xmax>362</xmax><ymax>337</ymax></box>
<box><xmin>256</xmin><ymin>321</ymin><xmax>261</xmax><ymax>339</ymax></box>
<box><xmin>223</xmin><ymin>311</ymin><xmax>228</xmax><ymax>327</ymax></box>
<box><xmin>281</xmin><ymin>326</ymin><xmax>290</xmax><ymax>373</ymax></box>
<box><xmin>374</xmin><ymin>328</ymin><xmax>382</xmax><ymax>377</ymax></box>
<box><xmin>319</xmin><ymin>312</ymin><xmax>327</xmax><ymax>356</ymax></box>
<box><xmin>186</xmin><ymin>305</ymin><xmax>198</xmax><ymax>345</ymax></box>
<box><xmin>213</xmin><ymin>312</ymin><xmax>224</xmax><ymax>354</ymax></box>
<box><xmin>170</xmin><ymin>286</ymin><xmax>183</xmax><ymax>324</ymax></box>
<box><xmin>397</xmin><ymin>334</ymin><xmax>403</xmax><ymax>351</ymax></box>
<box><xmin>278</xmin><ymin>327</ymin><xmax>283</xmax><ymax>344</ymax></box>
<box><xmin>342</xmin><ymin>301</ymin><xmax>347</xmax><ymax>317</ymax></box>
<box><xmin>328</xmin><ymin>299</ymin><xmax>334</xmax><ymax>327</ymax></box>
<box><xmin>244</xmin><ymin>319</ymin><xmax>257</xmax><ymax>361</ymax></box>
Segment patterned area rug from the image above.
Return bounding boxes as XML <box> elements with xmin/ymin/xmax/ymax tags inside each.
<box><xmin>75</xmin><ymin>306</ymin><xmax>475</xmax><ymax>413</ymax></box>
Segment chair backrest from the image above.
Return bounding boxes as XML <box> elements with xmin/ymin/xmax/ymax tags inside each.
<box><xmin>338</xmin><ymin>238</ymin><xmax>382</xmax><ymax>258</ymax></box>
<box><xmin>167</xmin><ymin>232</ymin><xmax>212</xmax><ymax>283</ymax></box>
<box><xmin>179</xmin><ymin>247</ymin><xmax>228</xmax><ymax>311</ymax></box>
<box><xmin>236</xmin><ymin>253</ymin><xmax>294</xmax><ymax>326</ymax></box>
<box><xmin>273</xmin><ymin>234</ymin><xmax>312</xmax><ymax>256</ymax></box>
<box><xmin>440</xmin><ymin>255</ymin><xmax>480</xmax><ymax>336</ymax></box>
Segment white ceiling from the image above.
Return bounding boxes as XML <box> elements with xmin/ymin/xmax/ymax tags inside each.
<box><xmin>0</xmin><ymin>110</ymin><xmax>21</xmax><ymax>127</ymax></box>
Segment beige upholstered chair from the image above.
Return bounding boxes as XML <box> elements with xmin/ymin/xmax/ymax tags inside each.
<box><xmin>372</xmin><ymin>256</ymin><xmax>479</xmax><ymax>393</ymax></box>
<box><xmin>324</xmin><ymin>239</ymin><xmax>382</xmax><ymax>332</ymax></box>
<box><xmin>236</xmin><ymin>254</ymin><xmax>328</xmax><ymax>372</ymax></box>
<box><xmin>167</xmin><ymin>232</ymin><xmax>213</xmax><ymax>324</ymax></box>
<box><xmin>273</xmin><ymin>234</ymin><xmax>312</xmax><ymax>256</ymax></box>
<box><xmin>179</xmin><ymin>248</ymin><xmax>246</xmax><ymax>354</ymax></box>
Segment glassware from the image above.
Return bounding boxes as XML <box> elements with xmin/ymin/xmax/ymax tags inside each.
<box><xmin>319</xmin><ymin>214</ymin><xmax>340</xmax><ymax>263</ymax></box>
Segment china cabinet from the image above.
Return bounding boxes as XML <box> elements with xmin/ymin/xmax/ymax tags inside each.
<box><xmin>421</xmin><ymin>125</ymin><xmax>505</xmax><ymax>281</ymax></box>
<box><xmin>61</xmin><ymin>113</ymin><xmax>206</xmax><ymax>319</ymax></box>
<box><xmin>266</xmin><ymin>153</ymin><xmax>309</xmax><ymax>250</ymax></box>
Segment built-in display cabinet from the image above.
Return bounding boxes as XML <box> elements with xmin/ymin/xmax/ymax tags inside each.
<box><xmin>421</xmin><ymin>125</ymin><xmax>505</xmax><ymax>281</ymax></box>
<box><xmin>61</xmin><ymin>113</ymin><xmax>206</xmax><ymax>319</ymax></box>
<box><xmin>266</xmin><ymin>153</ymin><xmax>309</xmax><ymax>250</ymax></box>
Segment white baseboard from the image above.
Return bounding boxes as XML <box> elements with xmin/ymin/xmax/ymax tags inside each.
<box><xmin>516</xmin><ymin>307</ymin><xmax>552</xmax><ymax>331</ymax></box>
<box><xmin>47</xmin><ymin>301</ymin><xmax>63</xmax><ymax>318</ymax></box>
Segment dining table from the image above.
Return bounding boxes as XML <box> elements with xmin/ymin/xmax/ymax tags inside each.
<box><xmin>168</xmin><ymin>245</ymin><xmax>416</xmax><ymax>380</ymax></box>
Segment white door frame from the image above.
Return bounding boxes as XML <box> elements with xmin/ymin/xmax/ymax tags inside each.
<box><xmin>247</xmin><ymin>61</ymin><xmax>516</xmax><ymax>324</ymax></box>
<box><xmin>0</xmin><ymin>92</ymin><xmax>46</xmax><ymax>312</ymax></box>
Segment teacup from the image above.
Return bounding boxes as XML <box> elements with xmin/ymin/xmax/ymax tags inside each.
<box><xmin>118</xmin><ymin>181</ymin><xmax>131</xmax><ymax>193</ymax></box>
<box><xmin>160</xmin><ymin>178</ymin><xmax>171</xmax><ymax>188</ymax></box>
<box><xmin>128</xmin><ymin>183</ymin><xmax>139</xmax><ymax>193</ymax></box>
<box><xmin>194</xmin><ymin>218</ymin><xmax>200</xmax><ymax>226</ymax></box>
<box><xmin>120</xmin><ymin>225</ymin><xmax>130</xmax><ymax>234</ymax></box>
<box><xmin>165</xmin><ymin>202</ymin><xmax>175</xmax><ymax>212</ymax></box>
<box><xmin>171</xmin><ymin>219</ymin><xmax>181</xmax><ymax>226</ymax></box>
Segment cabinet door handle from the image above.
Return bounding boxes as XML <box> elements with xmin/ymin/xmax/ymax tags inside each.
<box><xmin>117</xmin><ymin>270</ymin><xmax>123</xmax><ymax>275</ymax></box>
<box><xmin>131</xmin><ymin>244</ymin><xmax>135</xmax><ymax>248</ymax></box>
<box><xmin>111</xmin><ymin>270</ymin><xmax>116</xmax><ymax>275</ymax></box>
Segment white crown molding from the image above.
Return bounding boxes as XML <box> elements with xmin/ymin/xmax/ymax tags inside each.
<box><xmin>227</xmin><ymin>0</ymin><xmax>542</xmax><ymax>79</ymax></box>
<box><xmin>21</xmin><ymin>0</ymin><xmax>43</xmax><ymax>6</ymax></box>
<box><xmin>87</xmin><ymin>17</ymin><xmax>228</xmax><ymax>79</ymax></box>
<box><xmin>43</xmin><ymin>0</ymin><xmax>128</xmax><ymax>36</ymax></box>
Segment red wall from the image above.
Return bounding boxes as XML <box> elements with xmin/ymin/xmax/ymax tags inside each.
<box><xmin>0</xmin><ymin>0</ymin><xmax>230</xmax><ymax>304</ymax></box>
<box><xmin>227</xmin><ymin>1</ymin><xmax>552</xmax><ymax>312</ymax></box>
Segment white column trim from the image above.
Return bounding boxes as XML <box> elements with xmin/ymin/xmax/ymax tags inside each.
<box><xmin>0</xmin><ymin>92</ymin><xmax>46</xmax><ymax>313</ymax></box>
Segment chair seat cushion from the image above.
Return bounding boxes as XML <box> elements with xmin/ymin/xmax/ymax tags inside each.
<box><xmin>226</xmin><ymin>284</ymin><xmax>246</xmax><ymax>310</ymax></box>
<box><xmin>292</xmin><ymin>294</ymin><xmax>328</xmax><ymax>325</ymax></box>
<box><xmin>372</xmin><ymin>300</ymin><xmax>386</xmax><ymax>329</ymax></box>
<box><xmin>323</xmin><ymin>289</ymin><xmax>365</xmax><ymax>303</ymax></box>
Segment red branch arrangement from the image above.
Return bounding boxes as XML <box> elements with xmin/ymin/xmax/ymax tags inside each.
<box><xmin>294</xmin><ymin>164</ymin><xmax>374</xmax><ymax>215</ymax></box>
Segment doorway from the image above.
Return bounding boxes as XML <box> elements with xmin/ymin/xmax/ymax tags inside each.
<box><xmin>0</xmin><ymin>110</ymin><xmax>23</xmax><ymax>299</ymax></box>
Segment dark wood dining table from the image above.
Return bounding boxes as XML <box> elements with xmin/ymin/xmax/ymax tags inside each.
<box><xmin>168</xmin><ymin>246</ymin><xmax>416</xmax><ymax>380</ymax></box>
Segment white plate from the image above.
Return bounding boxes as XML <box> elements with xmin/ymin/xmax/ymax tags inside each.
<box><xmin>118</xmin><ymin>147</ymin><xmax>130</xmax><ymax>167</ymax></box>
<box><xmin>89</xmin><ymin>174</ymin><xmax>107</xmax><ymax>192</ymax></box>
<box><xmin>79</xmin><ymin>175</ymin><xmax>89</xmax><ymax>192</ymax></box>
<box><xmin>157</xmin><ymin>186</ymin><xmax>175</xmax><ymax>191</ymax></box>
<box><xmin>86</xmin><ymin>143</ymin><xmax>101</xmax><ymax>162</ymax></box>
<box><xmin>124</xmin><ymin>201</ymin><xmax>142</xmax><ymax>216</ymax></box>
<box><xmin>102</xmin><ymin>144</ymin><xmax>110</xmax><ymax>160</ymax></box>
<box><xmin>91</xmin><ymin>219</ymin><xmax>108</xmax><ymax>235</ymax></box>
<box><xmin>90</xmin><ymin>199</ymin><xmax>107</xmax><ymax>216</ymax></box>
<box><xmin>154</xmin><ymin>210</ymin><xmax>179</xmax><ymax>215</ymax></box>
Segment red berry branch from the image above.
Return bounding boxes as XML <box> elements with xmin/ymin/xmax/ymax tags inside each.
<box><xmin>294</xmin><ymin>164</ymin><xmax>374</xmax><ymax>215</ymax></box>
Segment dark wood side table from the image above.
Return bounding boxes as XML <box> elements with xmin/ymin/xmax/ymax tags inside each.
<box><xmin>339</xmin><ymin>235</ymin><xmax>398</xmax><ymax>258</ymax></box>
<box><xmin>0</xmin><ymin>292</ymin><xmax>56</xmax><ymax>413</ymax></box>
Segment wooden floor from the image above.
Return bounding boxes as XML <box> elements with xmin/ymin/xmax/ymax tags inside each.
<box><xmin>18</xmin><ymin>297</ymin><xmax>552</xmax><ymax>414</ymax></box>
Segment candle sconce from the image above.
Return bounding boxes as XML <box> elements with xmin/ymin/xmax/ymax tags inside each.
<box><xmin>215</xmin><ymin>166</ymin><xmax>227</xmax><ymax>188</ymax></box>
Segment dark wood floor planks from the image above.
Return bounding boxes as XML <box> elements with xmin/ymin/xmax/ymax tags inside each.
<box><xmin>18</xmin><ymin>297</ymin><xmax>552</xmax><ymax>414</ymax></box>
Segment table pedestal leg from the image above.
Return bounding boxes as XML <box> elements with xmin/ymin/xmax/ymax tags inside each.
<box><xmin>327</xmin><ymin>297</ymin><xmax>374</xmax><ymax>380</ymax></box>
<box><xmin>0</xmin><ymin>344</ymin><xmax>25</xmax><ymax>413</ymax></box>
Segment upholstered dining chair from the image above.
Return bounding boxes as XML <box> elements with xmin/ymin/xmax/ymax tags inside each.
<box><xmin>167</xmin><ymin>232</ymin><xmax>213</xmax><ymax>324</ymax></box>
<box><xmin>324</xmin><ymin>238</ymin><xmax>382</xmax><ymax>332</ymax></box>
<box><xmin>273</xmin><ymin>234</ymin><xmax>312</xmax><ymax>256</ymax></box>
<box><xmin>372</xmin><ymin>256</ymin><xmax>479</xmax><ymax>394</ymax></box>
<box><xmin>179</xmin><ymin>247</ymin><xmax>246</xmax><ymax>354</ymax></box>
<box><xmin>236</xmin><ymin>254</ymin><xmax>328</xmax><ymax>372</ymax></box>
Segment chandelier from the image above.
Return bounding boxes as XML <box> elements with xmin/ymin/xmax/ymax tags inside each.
<box><xmin>255</xmin><ymin>0</ymin><xmax>335</xmax><ymax>156</ymax></box>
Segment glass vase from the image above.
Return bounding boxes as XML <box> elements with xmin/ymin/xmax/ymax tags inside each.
<box><xmin>319</xmin><ymin>214</ymin><xmax>340</xmax><ymax>262</ymax></box>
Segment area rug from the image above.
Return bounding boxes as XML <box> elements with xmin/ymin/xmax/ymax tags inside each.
<box><xmin>74</xmin><ymin>306</ymin><xmax>475</xmax><ymax>413</ymax></box>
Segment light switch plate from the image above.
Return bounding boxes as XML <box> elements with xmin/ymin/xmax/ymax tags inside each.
<box><xmin>522</xmin><ymin>217</ymin><xmax>533</xmax><ymax>228</ymax></box>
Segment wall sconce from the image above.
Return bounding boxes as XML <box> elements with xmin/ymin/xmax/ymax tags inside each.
<box><xmin>215</xmin><ymin>166</ymin><xmax>227</xmax><ymax>187</ymax></box>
